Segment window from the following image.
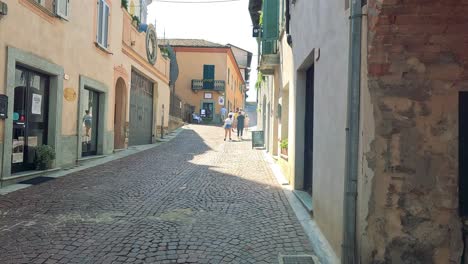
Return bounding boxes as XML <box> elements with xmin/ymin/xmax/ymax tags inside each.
<box><xmin>97</xmin><ymin>0</ymin><xmax>110</xmax><ymax>48</ymax></box>
<box><xmin>228</xmin><ymin>69</ymin><xmax>230</xmax><ymax>84</ymax></box>
<box><xmin>32</xmin><ymin>0</ymin><xmax>69</xmax><ymax>19</ymax></box>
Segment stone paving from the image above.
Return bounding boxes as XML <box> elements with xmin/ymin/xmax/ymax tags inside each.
<box><xmin>0</xmin><ymin>125</ymin><xmax>313</xmax><ymax>264</ymax></box>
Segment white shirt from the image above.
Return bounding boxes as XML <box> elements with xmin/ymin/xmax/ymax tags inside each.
<box><xmin>224</xmin><ymin>118</ymin><xmax>233</xmax><ymax>125</ymax></box>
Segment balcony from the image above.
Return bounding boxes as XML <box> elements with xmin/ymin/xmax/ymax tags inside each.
<box><xmin>259</xmin><ymin>40</ymin><xmax>279</xmax><ymax>75</ymax></box>
<box><xmin>192</xmin><ymin>80</ymin><xmax>225</xmax><ymax>92</ymax></box>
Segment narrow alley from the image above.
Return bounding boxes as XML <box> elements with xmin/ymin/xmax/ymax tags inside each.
<box><xmin>0</xmin><ymin>125</ymin><xmax>313</xmax><ymax>264</ymax></box>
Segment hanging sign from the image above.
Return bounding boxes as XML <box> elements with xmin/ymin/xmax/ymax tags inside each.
<box><xmin>218</xmin><ymin>96</ymin><xmax>225</xmax><ymax>105</ymax></box>
<box><xmin>31</xmin><ymin>94</ymin><xmax>42</xmax><ymax>115</ymax></box>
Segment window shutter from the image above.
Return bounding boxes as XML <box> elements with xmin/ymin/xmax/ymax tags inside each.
<box><xmin>55</xmin><ymin>0</ymin><xmax>70</xmax><ymax>19</ymax></box>
<box><xmin>103</xmin><ymin>3</ymin><xmax>110</xmax><ymax>48</ymax></box>
<box><xmin>97</xmin><ymin>0</ymin><xmax>103</xmax><ymax>45</ymax></box>
<box><xmin>262</xmin><ymin>0</ymin><xmax>279</xmax><ymax>54</ymax></box>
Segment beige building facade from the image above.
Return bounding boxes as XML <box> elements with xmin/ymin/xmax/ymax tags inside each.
<box><xmin>0</xmin><ymin>0</ymin><xmax>170</xmax><ymax>186</ymax></box>
<box><xmin>167</xmin><ymin>40</ymin><xmax>246</xmax><ymax>123</ymax></box>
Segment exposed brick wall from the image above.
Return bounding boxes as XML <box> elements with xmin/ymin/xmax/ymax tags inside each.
<box><xmin>365</xmin><ymin>0</ymin><xmax>468</xmax><ymax>263</ymax></box>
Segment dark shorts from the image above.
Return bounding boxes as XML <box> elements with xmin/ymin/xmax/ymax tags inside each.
<box><xmin>225</xmin><ymin>124</ymin><xmax>232</xmax><ymax>129</ymax></box>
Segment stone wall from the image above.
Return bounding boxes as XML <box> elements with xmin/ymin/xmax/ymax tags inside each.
<box><xmin>363</xmin><ymin>0</ymin><xmax>468</xmax><ymax>263</ymax></box>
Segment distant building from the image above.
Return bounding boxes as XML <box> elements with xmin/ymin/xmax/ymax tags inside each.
<box><xmin>227</xmin><ymin>44</ymin><xmax>253</xmax><ymax>102</ymax></box>
<box><xmin>166</xmin><ymin>39</ymin><xmax>247</xmax><ymax>123</ymax></box>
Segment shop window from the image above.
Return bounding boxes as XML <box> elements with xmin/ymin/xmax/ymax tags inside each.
<box><xmin>96</xmin><ymin>0</ymin><xmax>110</xmax><ymax>48</ymax></box>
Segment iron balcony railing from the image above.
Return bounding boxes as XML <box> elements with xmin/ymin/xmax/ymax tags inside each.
<box><xmin>192</xmin><ymin>79</ymin><xmax>225</xmax><ymax>91</ymax></box>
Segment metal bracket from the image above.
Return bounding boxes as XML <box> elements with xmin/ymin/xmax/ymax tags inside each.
<box><xmin>349</xmin><ymin>13</ymin><xmax>367</xmax><ymax>20</ymax></box>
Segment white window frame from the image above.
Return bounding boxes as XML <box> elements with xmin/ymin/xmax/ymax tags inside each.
<box><xmin>96</xmin><ymin>0</ymin><xmax>110</xmax><ymax>49</ymax></box>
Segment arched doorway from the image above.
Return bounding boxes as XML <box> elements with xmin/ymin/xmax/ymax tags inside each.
<box><xmin>114</xmin><ymin>78</ymin><xmax>127</xmax><ymax>149</ymax></box>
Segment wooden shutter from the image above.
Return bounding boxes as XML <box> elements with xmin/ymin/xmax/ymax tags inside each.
<box><xmin>97</xmin><ymin>0</ymin><xmax>103</xmax><ymax>45</ymax></box>
<box><xmin>262</xmin><ymin>0</ymin><xmax>279</xmax><ymax>54</ymax></box>
<box><xmin>55</xmin><ymin>0</ymin><xmax>69</xmax><ymax>19</ymax></box>
<box><xmin>263</xmin><ymin>0</ymin><xmax>279</xmax><ymax>39</ymax></box>
<box><xmin>103</xmin><ymin>2</ymin><xmax>110</xmax><ymax>48</ymax></box>
<box><xmin>203</xmin><ymin>65</ymin><xmax>215</xmax><ymax>89</ymax></box>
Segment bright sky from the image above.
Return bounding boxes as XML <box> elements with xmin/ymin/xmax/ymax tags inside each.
<box><xmin>147</xmin><ymin>0</ymin><xmax>258</xmax><ymax>102</ymax></box>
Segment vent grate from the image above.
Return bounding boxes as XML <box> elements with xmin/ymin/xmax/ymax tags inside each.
<box><xmin>279</xmin><ymin>254</ymin><xmax>318</xmax><ymax>264</ymax></box>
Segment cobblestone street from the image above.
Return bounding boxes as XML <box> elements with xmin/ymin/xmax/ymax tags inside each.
<box><xmin>0</xmin><ymin>125</ymin><xmax>313</xmax><ymax>264</ymax></box>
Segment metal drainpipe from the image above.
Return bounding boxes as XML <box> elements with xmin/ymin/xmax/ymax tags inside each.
<box><xmin>343</xmin><ymin>0</ymin><xmax>363</xmax><ymax>263</ymax></box>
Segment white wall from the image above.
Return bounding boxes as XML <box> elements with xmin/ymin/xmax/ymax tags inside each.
<box><xmin>289</xmin><ymin>0</ymin><xmax>350</xmax><ymax>258</ymax></box>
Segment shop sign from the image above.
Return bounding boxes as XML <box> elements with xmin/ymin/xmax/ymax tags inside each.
<box><xmin>64</xmin><ymin>88</ymin><xmax>77</xmax><ymax>102</ymax></box>
<box><xmin>204</xmin><ymin>92</ymin><xmax>212</xmax><ymax>99</ymax></box>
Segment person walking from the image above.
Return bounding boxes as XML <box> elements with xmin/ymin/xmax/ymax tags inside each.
<box><xmin>220</xmin><ymin>106</ymin><xmax>227</xmax><ymax>124</ymax></box>
<box><xmin>223</xmin><ymin>114</ymin><xmax>233</xmax><ymax>141</ymax></box>
<box><xmin>236</xmin><ymin>111</ymin><xmax>245</xmax><ymax>140</ymax></box>
<box><xmin>232</xmin><ymin>107</ymin><xmax>239</xmax><ymax>132</ymax></box>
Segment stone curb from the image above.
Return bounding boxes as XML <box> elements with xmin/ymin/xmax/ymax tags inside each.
<box><xmin>262</xmin><ymin>151</ymin><xmax>340</xmax><ymax>264</ymax></box>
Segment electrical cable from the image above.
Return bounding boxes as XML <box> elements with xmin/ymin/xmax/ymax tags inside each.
<box><xmin>154</xmin><ymin>0</ymin><xmax>241</xmax><ymax>3</ymax></box>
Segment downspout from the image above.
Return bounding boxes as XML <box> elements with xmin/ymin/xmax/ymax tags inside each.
<box><xmin>342</xmin><ymin>0</ymin><xmax>363</xmax><ymax>263</ymax></box>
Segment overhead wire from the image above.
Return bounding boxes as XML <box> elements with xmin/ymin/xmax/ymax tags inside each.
<box><xmin>154</xmin><ymin>0</ymin><xmax>241</xmax><ymax>3</ymax></box>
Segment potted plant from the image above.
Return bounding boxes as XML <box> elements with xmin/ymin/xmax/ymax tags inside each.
<box><xmin>121</xmin><ymin>0</ymin><xmax>128</xmax><ymax>10</ymax></box>
<box><xmin>132</xmin><ymin>15</ymin><xmax>141</xmax><ymax>28</ymax></box>
<box><xmin>160</xmin><ymin>47</ymin><xmax>169</xmax><ymax>58</ymax></box>
<box><xmin>280</xmin><ymin>139</ymin><xmax>288</xmax><ymax>156</ymax></box>
<box><xmin>35</xmin><ymin>145</ymin><xmax>56</xmax><ymax>170</ymax></box>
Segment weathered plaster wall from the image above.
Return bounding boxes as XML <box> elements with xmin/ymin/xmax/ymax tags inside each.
<box><xmin>364</xmin><ymin>1</ymin><xmax>468</xmax><ymax>262</ymax></box>
<box><xmin>279</xmin><ymin>30</ymin><xmax>294</xmax><ymax>183</ymax></box>
<box><xmin>289</xmin><ymin>0</ymin><xmax>350</xmax><ymax>257</ymax></box>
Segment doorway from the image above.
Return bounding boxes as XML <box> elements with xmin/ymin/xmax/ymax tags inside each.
<box><xmin>11</xmin><ymin>67</ymin><xmax>50</xmax><ymax>173</ymax></box>
<box><xmin>81</xmin><ymin>89</ymin><xmax>100</xmax><ymax>157</ymax></box>
<box><xmin>114</xmin><ymin>78</ymin><xmax>126</xmax><ymax>149</ymax></box>
<box><xmin>202</xmin><ymin>102</ymin><xmax>214</xmax><ymax>119</ymax></box>
<box><xmin>129</xmin><ymin>70</ymin><xmax>154</xmax><ymax>146</ymax></box>
<box><xmin>303</xmin><ymin>65</ymin><xmax>314</xmax><ymax>195</ymax></box>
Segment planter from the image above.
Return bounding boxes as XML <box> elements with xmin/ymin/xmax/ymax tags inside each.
<box><xmin>36</xmin><ymin>160</ymin><xmax>53</xmax><ymax>171</ymax></box>
<box><xmin>281</xmin><ymin>147</ymin><xmax>288</xmax><ymax>156</ymax></box>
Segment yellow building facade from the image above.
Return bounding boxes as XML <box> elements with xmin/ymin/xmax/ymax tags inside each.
<box><xmin>0</xmin><ymin>0</ymin><xmax>170</xmax><ymax>186</ymax></box>
<box><xmin>168</xmin><ymin>40</ymin><xmax>245</xmax><ymax>123</ymax></box>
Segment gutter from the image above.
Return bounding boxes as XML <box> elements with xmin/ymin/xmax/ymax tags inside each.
<box><xmin>342</xmin><ymin>0</ymin><xmax>363</xmax><ymax>263</ymax></box>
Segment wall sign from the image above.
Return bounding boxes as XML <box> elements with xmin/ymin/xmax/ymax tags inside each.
<box><xmin>64</xmin><ymin>88</ymin><xmax>77</xmax><ymax>102</ymax></box>
<box><xmin>146</xmin><ymin>26</ymin><xmax>158</xmax><ymax>65</ymax></box>
<box><xmin>31</xmin><ymin>94</ymin><xmax>42</xmax><ymax>115</ymax></box>
<box><xmin>218</xmin><ymin>96</ymin><xmax>225</xmax><ymax>105</ymax></box>
<box><xmin>204</xmin><ymin>92</ymin><xmax>213</xmax><ymax>99</ymax></box>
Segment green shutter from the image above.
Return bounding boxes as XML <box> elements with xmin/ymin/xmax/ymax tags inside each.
<box><xmin>203</xmin><ymin>65</ymin><xmax>215</xmax><ymax>89</ymax></box>
<box><xmin>262</xmin><ymin>0</ymin><xmax>279</xmax><ymax>40</ymax></box>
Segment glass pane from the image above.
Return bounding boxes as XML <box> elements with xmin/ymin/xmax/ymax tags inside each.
<box><xmin>12</xmin><ymin>69</ymin><xmax>27</xmax><ymax>167</ymax></box>
<box><xmin>25</xmin><ymin>72</ymin><xmax>49</xmax><ymax>165</ymax></box>
<box><xmin>82</xmin><ymin>89</ymin><xmax>99</xmax><ymax>156</ymax></box>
